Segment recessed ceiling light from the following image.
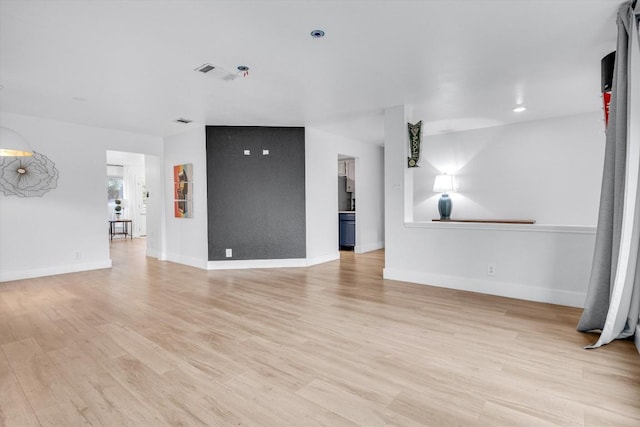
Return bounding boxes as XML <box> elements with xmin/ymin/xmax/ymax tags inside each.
<box><xmin>310</xmin><ymin>29</ymin><xmax>325</xmax><ymax>38</ymax></box>
<box><xmin>72</xmin><ymin>96</ymin><xmax>87</xmax><ymax>102</ymax></box>
<box><xmin>513</xmin><ymin>105</ymin><xmax>526</xmax><ymax>113</ymax></box>
<box><xmin>175</xmin><ymin>118</ymin><xmax>193</xmax><ymax>124</ymax></box>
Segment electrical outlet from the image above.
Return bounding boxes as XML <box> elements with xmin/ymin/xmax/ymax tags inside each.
<box><xmin>225</xmin><ymin>248</ymin><xmax>232</xmax><ymax>258</ymax></box>
<box><xmin>487</xmin><ymin>263</ymin><xmax>496</xmax><ymax>276</ymax></box>
<box><xmin>75</xmin><ymin>251</ymin><xmax>81</xmax><ymax>260</ymax></box>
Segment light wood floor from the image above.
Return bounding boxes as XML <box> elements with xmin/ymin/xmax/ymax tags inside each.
<box><xmin>1</xmin><ymin>239</ymin><xmax>639</xmax><ymax>426</ymax></box>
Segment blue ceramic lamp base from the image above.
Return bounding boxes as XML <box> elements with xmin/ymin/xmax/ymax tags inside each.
<box><xmin>438</xmin><ymin>193</ymin><xmax>452</xmax><ymax>220</ymax></box>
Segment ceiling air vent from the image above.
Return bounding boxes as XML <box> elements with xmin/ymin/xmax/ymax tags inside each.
<box><xmin>175</xmin><ymin>118</ymin><xmax>192</xmax><ymax>124</ymax></box>
<box><xmin>195</xmin><ymin>63</ymin><xmax>215</xmax><ymax>73</ymax></box>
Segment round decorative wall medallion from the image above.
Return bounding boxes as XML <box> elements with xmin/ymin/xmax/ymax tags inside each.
<box><xmin>0</xmin><ymin>152</ymin><xmax>59</xmax><ymax>197</ymax></box>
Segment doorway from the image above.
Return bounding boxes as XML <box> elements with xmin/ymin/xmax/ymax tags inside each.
<box><xmin>338</xmin><ymin>155</ymin><xmax>356</xmax><ymax>251</ymax></box>
<box><xmin>106</xmin><ymin>151</ymin><xmax>147</xmax><ymax>242</ymax></box>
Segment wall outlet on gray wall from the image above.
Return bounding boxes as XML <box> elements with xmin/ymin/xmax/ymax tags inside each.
<box><xmin>226</xmin><ymin>248</ymin><xmax>232</xmax><ymax>258</ymax></box>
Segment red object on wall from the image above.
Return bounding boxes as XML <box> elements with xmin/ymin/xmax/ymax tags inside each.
<box><xmin>603</xmin><ymin>91</ymin><xmax>612</xmax><ymax>127</ymax></box>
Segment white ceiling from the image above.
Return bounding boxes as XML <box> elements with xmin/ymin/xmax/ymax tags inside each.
<box><xmin>0</xmin><ymin>0</ymin><xmax>620</xmax><ymax>144</ymax></box>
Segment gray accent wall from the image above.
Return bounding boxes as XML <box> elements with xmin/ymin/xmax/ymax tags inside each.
<box><xmin>206</xmin><ymin>126</ymin><xmax>306</xmax><ymax>261</ymax></box>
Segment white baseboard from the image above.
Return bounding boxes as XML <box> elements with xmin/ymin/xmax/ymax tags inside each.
<box><xmin>355</xmin><ymin>241</ymin><xmax>384</xmax><ymax>254</ymax></box>
<box><xmin>208</xmin><ymin>258</ymin><xmax>306</xmax><ymax>270</ymax></box>
<box><xmin>146</xmin><ymin>248</ymin><xmax>167</xmax><ymax>260</ymax></box>
<box><xmin>207</xmin><ymin>252</ymin><xmax>340</xmax><ymax>270</ymax></box>
<box><xmin>146</xmin><ymin>248</ymin><xmax>159</xmax><ymax>258</ymax></box>
<box><xmin>383</xmin><ymin>268</ymin><xmax>586</xmax><ymax>308</ymax></box>
<box><xmin>166</xmin><ymin>253</ymin><xmax>208</xmax><ymax>269</ymax></box>
<box><xmin>306</xmin><ymin>252</ymin><xmax>340</xmax><ymax>266</ymax></box>
<box><xmin>0</xmin><ymin>259</ymin><xmax>112</xmax><ymax>283</ymax></box>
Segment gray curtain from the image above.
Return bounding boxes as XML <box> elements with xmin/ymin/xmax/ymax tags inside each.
<box><xmin>577</xmin><ymin>0</ymin><xmax>639</xmax><ymax>341</ymax></box>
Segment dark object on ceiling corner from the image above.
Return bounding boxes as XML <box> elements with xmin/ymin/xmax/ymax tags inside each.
<box><xmin>601</xmin><ymin>51</ymin><xmax>615</xmax><ymax>93</ymax></box>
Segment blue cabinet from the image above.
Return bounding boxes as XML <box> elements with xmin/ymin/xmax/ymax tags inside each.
<box><xmin>339</xmin><ymin>212</ymin><xmax>355</xmax><ymax>248</ymax></box>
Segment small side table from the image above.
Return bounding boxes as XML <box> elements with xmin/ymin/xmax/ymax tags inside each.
<box><xmin>109</xmin><ymin>219</ymin><xmax>133</xmax><ymax>240</ymax></box>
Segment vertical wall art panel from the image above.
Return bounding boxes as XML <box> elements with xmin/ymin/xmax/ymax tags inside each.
<box><xmin>407</xmin><ymin>121</ymin><xmax>422</xmax><ymax>168</ymax></box>
<box><xmin>173</xmin><ymin>163</ymin><xmax>192</xmax><ymax>218</ymax></box>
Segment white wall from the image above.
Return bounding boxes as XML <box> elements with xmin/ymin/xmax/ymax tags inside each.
<box><xmin>306</xmin><ymin>127</ymin><xmax>385</xmax><ymax>261</ymax></box>
<box><xmin>163</xmin><ymin>127</ymin><xmax>209</xmax><ymax>268</ymax></box>
<box><xmin>145</xmin><ymin>154</ymin><xmax>166</xmax><ymax>260</ymax></box>
<box><xmin>414</xmin><ymin>112</ymin><xmax>605</xmax><ymax>225</ymax></box>
<box><xmin>0</xmin><ymin>112</ymin><xmax>162</xmax><ymax>282</ymax></box>
<box><xmin>384</xmin><ymin>105</ymin><xmax>601</xmax><ymax>307</ymax></box>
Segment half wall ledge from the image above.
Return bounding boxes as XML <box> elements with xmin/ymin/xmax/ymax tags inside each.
<box><xmin>406</xmin><ymin>221</ymin><xmax>596</xmax><ymax>235</ymax></box>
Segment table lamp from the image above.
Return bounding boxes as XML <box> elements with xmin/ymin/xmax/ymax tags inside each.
<box><xmin>433</xmin><ymin>174</ymin><xmax>455</xmax><ymax>220</ymax></box>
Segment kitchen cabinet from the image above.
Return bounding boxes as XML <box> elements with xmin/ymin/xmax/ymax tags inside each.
<box><xmin>338</xmin><ymin>160</ymin><xmax>347</xmax><ymax>177</ymax></box>
<box><xmin>339</xmin><ymin>212</ymin><xmax>355</xmax><ymax>248</ymax></box>
<box><xmin>345</xmin><ymin>160</ymin><xmax>355</xmax><ymax>192</ymax></box>
<box><xmin>338</xmin><ymin>159</ymin><xmax>355</xmax><ymax>192</ymax></box>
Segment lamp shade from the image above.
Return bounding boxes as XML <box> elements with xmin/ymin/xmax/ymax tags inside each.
<box><xmin>0</xmin><ymin>126</ymin><xmax>33</xmax><ymax>156</ymax></box>
<box><xmin>433</xmin><ymin>174</ymin><xmax>455</xmax><ymax>193</ymax></box>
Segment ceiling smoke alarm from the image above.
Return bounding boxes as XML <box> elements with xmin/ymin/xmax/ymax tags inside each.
<box><xmin>237</xmin><ymin>65</ymin><xmax>249</xmax><ymax>77</ymax></box>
